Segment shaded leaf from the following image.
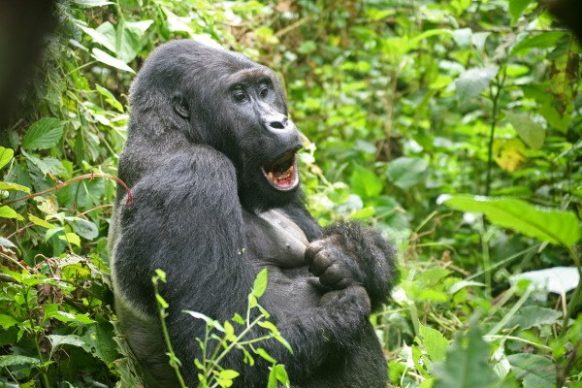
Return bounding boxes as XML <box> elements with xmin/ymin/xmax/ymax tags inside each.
<box><xmin>455</xmin><ymin>65</ymin><xmax>498</xmax><ymax>100</ymax></box>
<box><xmin>506</xmin><ymin>112</ymin><xmax>545</xmax><ymax>149</ymax></box>
<box><xmin>433</xmin><ymin>325</ymin><xmax>499</xmax><ymax>388</ymax></box>
<box><xmin>386</xmin><ymin>157</ymin><xmax>429</xmax><ymax>189</ymax></box>
<box><xmin>508</xmin><ymin>353</ymin><xmax>556</xmax><ymax>388</ymax></box>
<box><xmin>92</xmin><ymin>48</ymin><xmax>135</xmax><ymax>73</ymax></box>
<box><xmin>350</xmin><ymin>165</ymin><xmax>384</xmax><ymax>198</ymax></box>
<box><xmin>22</xmin><ymin>118</ymin><xmax>64</xmax><ymax>150</ymax></box>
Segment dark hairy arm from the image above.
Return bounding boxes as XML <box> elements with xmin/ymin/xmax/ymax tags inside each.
<box><xmin>114</xmin><ymin>148</ymin><xmax>373</xmax><ymax>386</ymax></box>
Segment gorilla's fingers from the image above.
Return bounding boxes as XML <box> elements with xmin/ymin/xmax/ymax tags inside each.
<box><xmin>319</xmin><ymin>263</ymin><xmax>347</xmax><ymax>287</ymax></box>
<box><xmin>305</xmin><ymin>239</ymin><xmax>325</xmax><ymax>265</ymax></box>
<box><xmin>308</xmin><ymin>249</ymin><xmax>333</xmax><ymax>275</ymax></box>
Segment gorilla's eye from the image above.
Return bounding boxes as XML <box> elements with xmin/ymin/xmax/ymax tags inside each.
<box><xmin>231</xmin><ymin>87</ymin><xmax>248</xmax><ymax>103</ymax></box>
<box><xmin>259</xmin><ymin>85</ymin><xmax>269</xmax><ymax>99</ymax></box>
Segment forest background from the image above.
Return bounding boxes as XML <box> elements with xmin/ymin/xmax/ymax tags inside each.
<box><xmin>0</xmin><ymin>0</ymin><xmax>580</xmax><ymax>387</ymax></box>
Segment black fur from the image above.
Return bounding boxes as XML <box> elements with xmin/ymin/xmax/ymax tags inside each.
<box><xmin>109</xmin><ymin>39</ymin><xmax>397</xmax><ymax>388</ymax></box>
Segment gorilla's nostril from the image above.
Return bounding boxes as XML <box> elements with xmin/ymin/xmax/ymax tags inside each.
<box><xmin>270</xmin><ymin>121</ymin><xmax>285</xmax><ymax>130</ymax></box>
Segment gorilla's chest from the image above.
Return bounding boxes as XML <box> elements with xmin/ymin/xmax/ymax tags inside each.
<box><xmin>242</xmin><ymin>209</ymin><xmax>309</xmax><ymax>268</ymax></box>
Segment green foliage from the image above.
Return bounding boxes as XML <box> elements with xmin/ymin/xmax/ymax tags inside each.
<box><xmin>0</xmin><ymin>0</ymin><xmax>581</xmax><ymax>386</ymax></box>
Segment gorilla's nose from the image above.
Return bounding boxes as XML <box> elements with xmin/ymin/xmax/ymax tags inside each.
<box><xmin>265</xmin><ymin>114</ymin><xmax>291</xmax><ymax>132</ymax></box>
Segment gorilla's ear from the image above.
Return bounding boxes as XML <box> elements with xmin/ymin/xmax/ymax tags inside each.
<box><xmin>172</xmin><ymin>93</ymin><xmax>190</xmax><ymax>119</ymax></box>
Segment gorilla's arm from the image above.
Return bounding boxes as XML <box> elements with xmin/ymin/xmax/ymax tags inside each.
<box><xmin>114</xmin><ymin>147</ymin><xmax>373</xmax><ymax>385</ymax></box>
<box><xmin>305</xmin><ymin>222</ymin><xmax>398</xmax><ymax>310</ymax></box>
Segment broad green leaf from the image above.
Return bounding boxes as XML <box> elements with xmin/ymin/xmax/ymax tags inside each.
<box><xmin>0</xmin><ymin>147</ymin><xmax>14</xmax><ymax>170</ymax></box>
<box><xmin>44</xmin><ymin>304</ymin><xmax>95</xmax><ymax>325</ymax></box>
<box><xmin>81</xmin><ymin>324</ymin><xmax>119</xmax><ymax>364</ymax></box>
<box><xmin>66</xmin><ymin>217</ymin><xmax>99</xmax><ymax>240</ymax></box>
<box><xmin>58</xmin><ymin>232</ymin><xmax>81</xmax><ymax>247</ymax></box>
<box><xmin>0</xmin><ymin>355</ymin><xmax>40</xmax><ymax>368</ymax></box>
<box><xmin>419</xmin><ymin>323</ymin><xmax>449</xmax><ymax>362</ymax></box>
<box><xmin>0</xmin><ymin>314</ymin><xmax>18</xmax><ymax>330</ymax></box>
<box><xmin>386</xmin><ymin>157</ymin><xmax>429</xmax><ymax>189</ymax></box>
<box><xmin>350</xmin><ymin>165</ymin><xmax>384</xmax><ymax>198</ymax></box>
<box><xmin>438</xmin><ymin>195</ymin><xmax>581</xmax><ymax>247</ymax></box>
<box><xmin>48</xmin><ymin>334</ymin><xmax>90</xmax><ymax>354</ymax></box>
<box><xmin>509</xmin><ymin>0</ymin><xmax>535</xmax><ymax>21</ymax></box>
<box><xmin>506</xmin><ymin>306</ymin><xmax>561</xmax><ymax>329</ymax></box>
<box><xmin>252</xmin><ymin>268</ymin><xmax>268</xmax><ymax>298</ymax></box>
<box><xmin>454</xmin><ymin>65</ymin><xmax>498</xmax><ymax>101</ymax></box>
<box><xmin>92</xmin><ymin>48</ymin><xmax>135</xmax><ymax>73</ymax></box>
<box><xmin>24</xmin><ymin>152</ymin><xmax>66</xmax><ymax>177</ymax></box>
<box><xmin>219</xmin><ymin>369</ymin><xmax>239</xmax><ymax>380</ymax></box>
<box><xmin>512</xmin><ymin>32</ymin><xmax>565</xmax><ymax>55</ymax></box>
<box><xmin>0</xmin><ymin>181</ymin><xmax>30</xmax><ymax>193</ymax></box>
<box><xmin>22</xmin><ymin>118</ymin><xmax>64</xmax><ymax>150</ymax></box>
<box><xmin>506</xmin><ymin>112</ymin><xmax>545</xmax><ymax>149</ymax></box>
<box><xmin>0</xmin><ymin>206</ymin><xmax>24</xmax><ymax>221</ymax></box>
<box><xmin>433</xmin><ymin>325</ymin><xmax>498</xmax><ymax>388</ymax></box>
<box><xmin>507</xmin><ymin>354</ymin><xmax>556</xmax><ymax>388</ymax></box>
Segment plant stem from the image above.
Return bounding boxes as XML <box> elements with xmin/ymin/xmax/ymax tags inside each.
<box><xmin>153</xmin><ymin>282</ymin><xmax>187</xmax><ymax>388</ymax></box>
<box><xmin>485</xmin><ymin>67</ymin><xmax>506</xmax><ymax>196</ymax></box>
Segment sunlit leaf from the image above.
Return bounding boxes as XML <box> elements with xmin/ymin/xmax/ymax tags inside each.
<box><xmin>252</xmin><ymin>268</ymin><xmax>268</xmax><ymax>298</ymax></box>
<box><xmin>0</xmin><ymin>206</ymin><xmax>24</xmax><ymax>221</ymax></box>
<box><xmin>0</xmin><ymin>181</ymin><xmax>30</xmax><ymax>193</ymax></box>
<box><xmin>438</xmin><ymin>195</ymin><xmax>581</xmax><ymax>246</ymax></box>
<box><xmin>493</xmin><ymin>138</ymin><xmax>526</xmax><ymax>171</ymax></box>
<box><xmin>92</xmin><ymin>48</ymin><xmax>135</xmax><ymax>73</ymax></box>
<box><xmin>0</xmin><ymin>147</ymin><xmax>14</xmax><ymax>170</ymax></box>
<box><xmin>350</xmin><ymin>165</ymin><xmax>384</xmax><ymax>198</ymax></box>
<box><xmin>509</xmin><ymin>0</ymin><xmax>535</xmax><ymax>21</ymax></box>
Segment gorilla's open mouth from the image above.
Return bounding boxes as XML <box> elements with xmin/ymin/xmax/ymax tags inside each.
<box><xmin>261</xmin><ymin>150</ymin><xmax>299</xmax><ymax>191</ymax></box>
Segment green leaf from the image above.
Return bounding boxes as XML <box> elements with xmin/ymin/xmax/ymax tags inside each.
<box><xmin>0</xmin><ymin>314</ymin><xmax>19</xmax><ymax>330</ymax></box>
<box><xmin>22</xmin><ymin>118</ymin><xmax>64</xmax><ymax>150</ymax></box>
<box><xmin>439</xmin><ymin>195</ymin><xmax>581</xmax><ymax>247</ymax></box>
<box><xmin>92</xmin><ymin>48</ymin><xmax>135</xmax><ymax>73</ymax></box>
<box><xmin>419</xmin><ymin>323</ymin><xmax>449</xmax><ymax>362</ymax></box>
<box><xmin>44</xmin><ymin>305</ymin><xmax>95</xmax><ymax>325</ymax></box>
<box><xmin>0</xmin><ymin>147</ymin><xmax>14</xmax><ymax>170</ymax></box>
<box><xmin>509</xmin><ymin>0</ymin><xmax>535</xmax><ymax>21</ymax></box>
<box><xmin>433</xmin><ymin>325</ymin><xmax>499</xmax><ymax>388</ymax></box>
<box><xmin>58</xmin><ymin>232</ymin><xmax>81</xmax><ymax>247</ymax></box>
<box><xmin>507</xmin><ymin>354</ymin><xmax>556</xmax><ymax>388</ymax></box>
<box><xmin>48</xmin><ymin>334</ymin><xmax>90</xmax><ymax>355</ymax></box>
<box><xmin>252</xmin><ymin>268</ymin><xmax>268</xmax><ymax>298</ymax></box>
<box><xmin>506</xmin><ymin>112</ymin><xmax>545</xmax><ymax>149</ymax></box>
<box><xmin>28</xmin><ymin>214</ymin><xmax>57</xmax><ymax>230</ymax></box>
<box><xmin>350</xmin><ymin>164</ymin><xmax>384</xmax><ymax>198</ymax></box>
<box><xmin>219</xmin><ymin>369</ymin><xmax>240</xmax><ymax>380</ymax></box>
<box><xmin>512</xmin><ymin>32</ymin><xmax>565</xmax><ymax>55</ymax></box>
<box><xmin>255</xmin><ymin>347</ymin><xmax>276</xmax><ymax>363</ymax></box>
<box><xmin>0</xmin><ymin>206</ymin><xmax>24</xmax><ymax>221</ymax></box>
<box><xmin>96</xmin><ymin>84</ymin><xmax>124</xmax><ymax>112</ymax></box>
<box><xmin>0</xmin><ymin>181</ymin><xmax>31</xmax><ymax>193</ymax></box>
<box><xmin>24</xmin><ymin>152</ymin><xmax>66</xmax><ymax>177</ymax></box>
<box><xmin>506</xmin><ymin>306</ymin><xmax>562</xmax><ymax>330</ymax></box>
<box><xmin>386</xmin><ymin>157</ymin><xmax>429</xmax><ymax>189</ymax></box>
<box><xmin>455</xmin><ymin>65</ymin><xmax>498</xmax><ymax>101</ymax></box>
<box><xmin>268</xmin><ymin>364</ymin><xmax>290</xmax><ymax>388</ymax></box>
<box><xmin>82</xmin><ymin>323</ymin><xmax>119</xmax><ymax>364</ymax></box>
<box><xmin>66</xmin><ymin>217</ymin><xmax>99</xmax><ymax>240</ymax></box>
<box><xmin>0</xmin><ymin>355</ymin><xmax>40</xmax><ymax>368</ymax></box>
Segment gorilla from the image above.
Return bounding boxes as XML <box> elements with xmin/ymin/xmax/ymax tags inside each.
<box><xmin>108</xmin><ymin>39</ymin><xmax>397</xmax><ymax>388</ymax></box>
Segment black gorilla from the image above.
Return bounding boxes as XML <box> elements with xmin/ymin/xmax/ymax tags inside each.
<box><xmin>109</xmin><ymin>39</ymin><xmax>397</xmax><ymax>388</ymax></box>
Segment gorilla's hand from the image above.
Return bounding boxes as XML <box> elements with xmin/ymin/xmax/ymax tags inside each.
<box><xmin>306</xmin><ymin>222</ymin><xmax>397</xmax><ymax>310</ymax></box>
<box><xmin>320</xmin><ymin>285</ymin><xmax>371</xmax><ymax>317</ymax></box>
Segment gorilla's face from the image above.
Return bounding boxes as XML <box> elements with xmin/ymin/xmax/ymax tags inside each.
<box><xmin>140</xmin><ymin>40</ymin><xmax>302</xmax><ymax>210</ymax></box>
<box><xmin>220</xmin><ymin>68</ymin><xmax>302</xmax><ymax>200</ymax></box>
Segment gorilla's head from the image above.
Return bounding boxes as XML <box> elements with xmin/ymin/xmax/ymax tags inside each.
<box><xmin>128</xmin><ymin>39</ymin><xmax>302</xmax><ymax>210</ymax></box>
